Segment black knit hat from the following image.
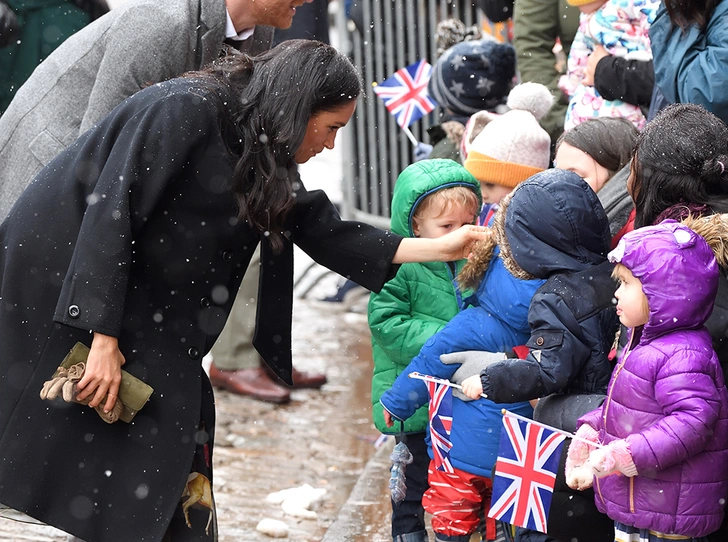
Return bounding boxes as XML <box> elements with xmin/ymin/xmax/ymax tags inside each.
<box><xmin>428</xmin><ymin>38</ymin><xmax>516</xmax><ymax>116</ymax></box>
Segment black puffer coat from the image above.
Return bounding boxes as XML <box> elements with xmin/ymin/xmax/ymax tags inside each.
<box><xmin>478</xmin><ymin>169</ymin><xmax>619</xmax><ymax>404</ymax></box>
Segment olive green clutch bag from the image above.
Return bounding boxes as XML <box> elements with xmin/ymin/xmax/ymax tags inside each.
<box><xmin>40</xmin><ymin>342</ymin><xmax>153</xmax><ymax>423</ymax></box>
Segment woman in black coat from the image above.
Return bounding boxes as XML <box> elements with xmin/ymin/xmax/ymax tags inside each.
<box><xmin>0</xmin><ymin>40</ymin><xmax>485</xmax><ymax>542</ymax></box>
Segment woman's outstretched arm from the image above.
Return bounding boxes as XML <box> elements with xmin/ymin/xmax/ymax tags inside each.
<box><xmin>393</xmin><ymin>225</ymin><xmax>490</xmax><ymax>263</ymax></box>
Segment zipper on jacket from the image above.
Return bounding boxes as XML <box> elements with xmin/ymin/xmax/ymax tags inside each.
<box><xmin>629</xmin><ymin>476</ymin><xmax>635</xmax><ymax>513</ymax></box>
<box><xmin>596</xmin><ymin>329</ymin><xmax>636</xmax><ymax>507</ymax></box>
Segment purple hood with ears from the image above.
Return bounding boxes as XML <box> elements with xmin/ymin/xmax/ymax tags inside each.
<box><xmin>608</xmin><ymin>220</ymin><xmax>719</xmax><ymax>341</ymax></box>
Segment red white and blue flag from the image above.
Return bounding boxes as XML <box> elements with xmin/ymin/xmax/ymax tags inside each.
<box><xmin>488</xmin><ymin>412</ymin><xmax>566</xmax><ymax>533</ymax></box>
<box><xmin>372</xmin><ymin>60</ymin><xmax>438</xmax><ymax>128</ymax></box>
<box><xmin>425</xmin><ymin>379</ymin><xmax>454</xmax><ymax>473</ymax></box>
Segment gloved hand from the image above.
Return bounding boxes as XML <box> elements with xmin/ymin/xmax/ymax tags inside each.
<box><xmin>565</xmin><ymin>424</ymin><xmax>599</xmax><ymax>490</ymax></box>
<box><xmin>586</xmin><ymin>439</ymin><xmax>638</xmax><ymax>479</ymax></box>
<box><xmin>414</xmin><ymin>142</ymin><xmax>433</xmax><ymax>161</ymax></box>
<box><xmin>441</xmin><ymin>351</ymin><xmax>506</xmax><ymax>400</ymax></box>
<box><xmin>40</xmin><ymin>362</ymin><xmax>123</xmax><ymax>424</ymax></box>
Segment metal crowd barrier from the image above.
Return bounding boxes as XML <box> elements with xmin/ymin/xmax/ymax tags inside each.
<box><xmin>336</xmin><ymin>1</ymin><xmax>488</xmax><ymax>228</ymax></box>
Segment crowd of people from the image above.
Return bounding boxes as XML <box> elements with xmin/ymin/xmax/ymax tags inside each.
<box><xmin>369</xmin><ymin>1</ymin><xmax>728</xmax><ymax>542</ymax></box>
<box><xmin>0</xmin><ymin>1</ymin><xmax>727</xmax><ymax>542</ymax></box>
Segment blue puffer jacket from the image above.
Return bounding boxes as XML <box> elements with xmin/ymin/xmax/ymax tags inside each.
<box><xmin>650</xmin><ymin>0</ymin><xmax>728</xmax><ymax>124</ymax></box>
<box><xmin>379</xmin><ymin>249</ymin><xmax>541</xmax><ymax>478</ymax></box>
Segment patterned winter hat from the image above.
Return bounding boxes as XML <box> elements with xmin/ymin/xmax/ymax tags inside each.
<box><xmin>435</xmin><ymin>18</ymin><xmax>483</xmax><ymax>56</ymax></box>
<box><xmin>566</xmin><ymin>0</ymin><xmax>600</xmax><ymax>5</ymax></box>
<box><xmin>428</xmin><ymin>38</ymin><xmax>516</xmax><ymax>117</ymax></box>
<box><xmin>464</xmin><ymin>82</ymin><xmax>553</xmax><ymax>188</ymax></box>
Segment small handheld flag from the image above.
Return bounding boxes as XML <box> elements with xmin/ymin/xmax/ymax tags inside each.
<box><xmin>488</xmin><ymin>411</ymin><xmax>566</xmax><ymax>533</ymax></box>
<box><xmin>372</xmin><ymin>60</ymin><xmax>438</xmax><ymax>130</ymax></box>
<box><xmin>423</xmin><ymin>375</ymin><xmax>454</xmax><ymax>473</ymax></box>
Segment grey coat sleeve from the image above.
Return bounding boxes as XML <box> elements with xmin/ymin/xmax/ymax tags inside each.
<box><xmin>80</xmin><ymin>6</ymin><xmax>196</xmax><ymax>132</ymax></box>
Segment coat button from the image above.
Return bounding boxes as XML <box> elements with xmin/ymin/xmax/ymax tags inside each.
<box><xmin>222</xmin><ymin>250</ymin><xmax>233</xmax><ymax>262</ymax></box>
<box><xmin>187</xmin><ymin>347</ymin><xmax>200</xmax><ymax>360</ymax></box>
<box><xmin>199</xmin><ymin>297</ymin><xmax>211</xmax><ymax>308</ymax></box>
<box><xmin>68</xmin><ymin>305</ymin><xmax>80</xmax><ymax>318</ymax></box>
<box><xmin>536</xmin><ymin>337</ymin><xmax>544</xmax><ymax>346</ymax></box>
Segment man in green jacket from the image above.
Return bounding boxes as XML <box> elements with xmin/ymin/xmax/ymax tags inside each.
<box><xmin>513</xmin><ymin>0</ymin><xmax>579</xmax><ymax>149</ymax></box>
<box><xmin>0</xmin><ymin>0</ymin><xmax>108</xmax><ymax>114</ymax></box>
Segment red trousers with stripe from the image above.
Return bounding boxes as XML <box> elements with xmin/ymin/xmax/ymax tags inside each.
<box><xmin>422</xmin><ymin>461</ymin><xmax>497</xmax><ymax>539</ymax></box>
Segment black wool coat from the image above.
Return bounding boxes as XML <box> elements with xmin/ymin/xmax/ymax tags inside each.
<box><xmin>0</xmin><ymin>78</ymin><xmax>401</xmax><ymax>541</ymax></box>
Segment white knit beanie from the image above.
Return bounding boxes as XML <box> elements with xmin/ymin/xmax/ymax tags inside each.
<box><xmin>464</xmin><ymin>82</ymin><xmax>553</xmax><ymax>188</ymax></box>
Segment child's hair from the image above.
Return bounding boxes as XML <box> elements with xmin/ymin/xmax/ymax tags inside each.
<box><xmin>611</xmin><ymin>263</ymin><xmax>650</xmax><ymax>320</ymax></box>
<box><xmin>556</xmin><ymin>117</ymin><xmax>638</xmax><ymax>179</ymax></box>
<box><xmin>631</xmin><ymin>104</ymin><xmax>728</xmax><ymax>228</ymax></box>
<box><xmin>413</xmin><ymin>186</ymin><xmax>480</xmax><ymax>221</ymax></box>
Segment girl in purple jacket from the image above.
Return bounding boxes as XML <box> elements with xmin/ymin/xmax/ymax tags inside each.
<box><xmin>565</xmin><ymin>219</ymin><xmax>728</xmax><ymax>540</ymax></box>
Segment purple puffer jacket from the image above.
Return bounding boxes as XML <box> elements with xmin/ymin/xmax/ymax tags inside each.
<box><xmin>579</xmin><ymin>220</ymin><xmax>728</xmax><ymax>537</ymax></box>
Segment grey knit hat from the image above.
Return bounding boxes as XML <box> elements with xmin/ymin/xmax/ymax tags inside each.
<box><xmin>428</xmin><ymin>38</ymin><xmax>516</xmax><ymax>117</ymax></box>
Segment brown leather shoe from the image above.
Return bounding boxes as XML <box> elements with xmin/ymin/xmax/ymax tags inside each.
<box><xmin>208</xmin><ymin>363</ymin><xmax>291</xmax><ymax>404</ymax></box>
<box><xmin>263</xmin><ymin>365</ymin><xmax>328</xmax><ymax>389</ymax></box>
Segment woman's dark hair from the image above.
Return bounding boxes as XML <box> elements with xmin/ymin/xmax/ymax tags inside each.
<box><xmin>187</xmin><ymin>40</ymin><xmax>363</xmax><ymax>252</ymax></box>
<box><xmin>631</xmin><ymin>103</ymin><xmax>728</xmax><ymax>228</ymax></box>
<box><xmin>556</xmin><ymin>117</ymin><xmax>638</xmax><ymax>180</ymax></box>
<box><xmin>665</xmin><ymin>0</ymin><xmax>719</xmax><ymax>31</ymax></box>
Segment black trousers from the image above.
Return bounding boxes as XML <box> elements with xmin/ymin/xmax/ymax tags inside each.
<box><xmin>392</xmin><ymin>432</ymin><xmax>430</xmax><ymax>539</ymax></box>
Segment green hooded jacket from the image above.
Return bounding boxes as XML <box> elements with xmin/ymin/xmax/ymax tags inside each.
<box><xmin>0</xmin><ymin>1</ymin><xmax>94</xmax><ymax>113</ymax></box>
<box><xmin>368</xmin><ymin>159</ymin><xmax>481</xmax><ymax>434</ymax></box>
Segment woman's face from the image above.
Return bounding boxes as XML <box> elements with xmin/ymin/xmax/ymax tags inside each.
<box><xmin>294</xmin><ymin>100</ymin><xmax>357</xmax><ymax>164</ymax></box>
<box><xmin>554</xmin><ymin>142</ymin><xmax>611</xmax><ymax>193</ymax></box>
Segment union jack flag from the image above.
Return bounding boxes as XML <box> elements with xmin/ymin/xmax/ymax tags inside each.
<box><xmin>425</xmin><ymin>379</ymin><xmax>454</xmax><ymax>473</ymax></box>
<box><xmin>488</xmin><ymin>413</ymin><xmax>566</xmax><ymax>533</ymax></box>
<box><xmin>372</xmin><ymin>60</ymin><xmax>438</xmax><ymax>128</ymax></box>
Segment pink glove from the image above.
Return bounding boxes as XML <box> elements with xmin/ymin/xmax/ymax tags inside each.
<box><xmin>565</xmin><ymin>424</ymin><xmax>599</xmax><ymax>476</ymax></box>
<box><xmin>586</xmin><ymin>439</ymin><xmax>638</xmax><ymax>478</ymax></box>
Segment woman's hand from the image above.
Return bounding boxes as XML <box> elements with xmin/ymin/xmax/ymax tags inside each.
<box><xmin>76</xmin><ymin>332</ymin><xmax>125</xmax><ymax>413</ymax></box>
<box><xmin>393</xmin><ymin>225</ymin><xmax>490</xmax><ymax>263</ymax></box>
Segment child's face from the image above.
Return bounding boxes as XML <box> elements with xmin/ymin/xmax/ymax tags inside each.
<box><xmin>578</xmin><ymin>0</ymin><xmax>607</xmax><ymax>14</ymax></box>
<box><xmin>412</xmin><ymin>206</ymin><xmax>476</xmax><ymax>239</ymax></box>
<box><xmin>614</xmin><ymin>266</ymin><xmax>649</xmax><ymax>328</ymax></box>
<box><xmin>479</xmin><ymin>182</ymin><xmax>512</xmax><ymax>205</ymax></box>
<box><xmin>554</xmin><ymin>143</ymin><xmax>611</xmax><ymax>193</ymax></box>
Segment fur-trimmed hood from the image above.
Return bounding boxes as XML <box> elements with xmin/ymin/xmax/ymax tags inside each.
<box><xmin>460</xmin><ymin>169</ymin><xmax>611</xmax><ymax>289</ymax></box>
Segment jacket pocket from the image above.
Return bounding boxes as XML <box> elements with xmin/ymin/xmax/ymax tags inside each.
<box><xmin>29</xmin><ymin>130</ymin><xmax>65</xmax><ymax>167</ymax></box>
<box><xmin>526</xmin><ymin>330</ymin><xmax>564</xmax><ymax>351</ymax></box>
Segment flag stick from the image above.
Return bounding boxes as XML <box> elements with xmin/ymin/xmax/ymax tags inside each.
<box><xmin>409</xmin><ymin>372</ymin><xmax>604</xmax><ymax>448</ymax></box>
<box><xmin>501</xmin><ymin>409</ymin><xmax>605</xmax><ymax>448</ymax></box>
<box><xmin>401</xmin><ymin>125</ymin><xmax>419</xmax><ymax>147</ymax></box>
<box><xmin>409</xmin><ymin>371</ymin><xmax>488</xmax><ymax>399</ymax></box>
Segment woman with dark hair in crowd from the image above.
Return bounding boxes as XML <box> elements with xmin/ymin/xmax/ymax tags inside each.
<box><xmin>0</xmin><ymin>40</ymin><xmax>486</xmax><ymax>542</ymax></box>
<box><xmin>554</xmin><ymin>117</ymin><xmax>637</xmax><ymax>194</ymax></box>
<box><xmin>649</xmin><ymin>0</ymin><xmax>728</xmax><ymax>123</ymax></box>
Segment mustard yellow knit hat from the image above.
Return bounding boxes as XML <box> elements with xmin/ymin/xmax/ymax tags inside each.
<box><xmin>566</xmin><ymin>0</ymin><xmax>600</xmax><ymax>6</ymax></box>
<box><xmin>464</xmin><ymin>83</ymin><xmax>553</xmax><ymax>188</ymax></box>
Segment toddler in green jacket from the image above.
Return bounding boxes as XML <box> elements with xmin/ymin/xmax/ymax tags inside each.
<box><xmin>368</xmin><ymin>158</ymin><xmax>481</xmax><ymax>542</ymax></box>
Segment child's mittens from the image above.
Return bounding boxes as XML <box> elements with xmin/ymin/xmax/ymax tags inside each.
<box><xmin>440</xmin><ymin>351</ymin><xmax>506</xmax><ymax>401</ymax></box>
<box><xmin>586</xmin><ymin>439</ymin><xmax>638</xmax><ymax>479</ymax></box>
<box><xmin>566</xmin><ymin>463</ymin><xmax>595</xmax><ymax>491</ymax></box>
<box><xmin>565</xmin><ymin>424</ymin><xmax>599</xmax><ymax>490</ymax></box>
